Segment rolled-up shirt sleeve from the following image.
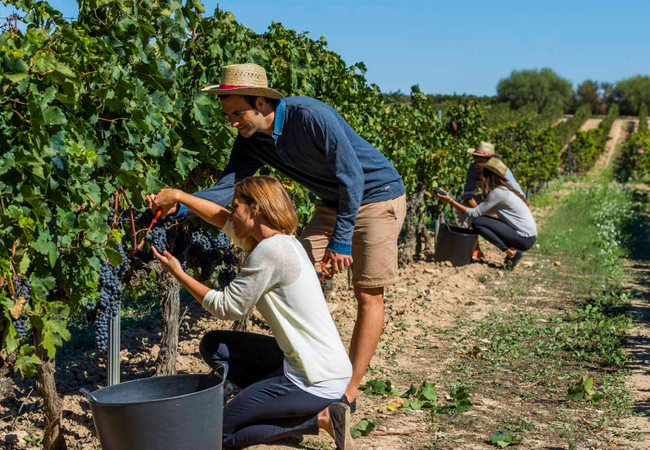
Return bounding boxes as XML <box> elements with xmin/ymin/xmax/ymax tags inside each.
<box><xmin>306</xmin><ymin>109</ymin><xmax>363</xmax><ymax>255</ymax></box>
<box><xmin>174</xmin><ymin>139</ymin><xmax>263</xmax><ymax>218</ymax></box>
<box><xmin>202</xmin><ymin>241</ymin><xmax>279</xmax><ymax>320</ymax></box>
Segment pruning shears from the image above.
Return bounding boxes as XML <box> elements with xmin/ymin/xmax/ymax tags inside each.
<box><xmin>318</xmin><ymin>262</ymin><xmax>333</xmax><ymax>282</ymax></box>
<box><xmin>137</xmin><ymin>208</ymin><xmax>163</xmax><ymax>250</ymax></box>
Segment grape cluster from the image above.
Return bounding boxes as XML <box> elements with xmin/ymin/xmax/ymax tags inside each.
<box><xmin>222</xmin><ymin>249</ymin><xmax>237</xmax><ymax>266</ymax></box>
<box><xmin>11</xmin><ymin>277</ymin><xmax>31</xmax><ymax>337</ymax></box>
<box><xmin>116</xmin><ymin>241</ymin><xmax>130</xmax><ymax>278</ymax></box>
<box><xmin>186</xmin><ymin>228</ymin><xmax>235</xmax><ymax>282</ymax></box>
<box><xmin>86</xmin><ymin>261</ymin><xmax>122</xmax><ymax>352</ymax></box>
<box><xmin>147</xmin><ymin>226</ymin><xmax>168</xmax><ymax>253</ymax></box>
<box><xmin>213</xmin><ymin>233</ymin><xmax>231</xmax><ymax>251</ymax></box>
<box><xmin>191</xmin><ymin>229</ymin><xmax>213</xmax><ymax>252</ymax></box>
<box><xmin>217</xmin><ymin>265</ymin><xmax>237</xmax><ymax>289</ymax></box>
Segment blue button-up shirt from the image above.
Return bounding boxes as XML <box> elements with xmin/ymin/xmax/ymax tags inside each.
<box><xmin>184</xmin><ymin>96</ymin><xmax>405</xmax><ymax>255</ymax></box>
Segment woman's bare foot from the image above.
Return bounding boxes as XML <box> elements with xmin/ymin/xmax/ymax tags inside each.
<box><xmin>505</xmin><ymin>248</ymin><xmax>518</xmax><ymax>259</ymax></box>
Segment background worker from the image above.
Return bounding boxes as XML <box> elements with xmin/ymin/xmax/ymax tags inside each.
<box><xmin>437</xmin><ymin>158</ymin><xmax>537</xmax><ymax>270</ymax></box>
<box><xmin>149</xmin><ymin>63</ymin><xmax>406</xmax><ymax>411</ymax></box>
<box><xmin>460</xmin><ymin>142</ymin><xmax>525</xmax><ymax>259</ymax></box>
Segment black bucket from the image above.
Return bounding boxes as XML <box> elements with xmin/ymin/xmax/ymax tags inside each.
<box><xmin>434</xmin><ymin>224</ymin><xmax>478</xmax><ymax>266</ymax></box>
<box><xmin>82</xmin><ymin>368</ymin><xmax>227</xmax><ymax>450</ymax></box>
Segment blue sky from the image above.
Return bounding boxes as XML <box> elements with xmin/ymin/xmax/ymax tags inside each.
<box><xmin>2</xmin><ymin>0</ymin><xmax>649</xmax><ymax>95</ymax></box>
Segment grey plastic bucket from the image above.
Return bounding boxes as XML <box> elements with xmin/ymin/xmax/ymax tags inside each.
<box><xmin>82</xmin><ymin>369</ymin><xmax>226</xmax><ymax>450</ymax></box>
<box><xmin>434</xmin><ymin>224</ymin><xmax>478</xmax><ymax>266</ymax></box>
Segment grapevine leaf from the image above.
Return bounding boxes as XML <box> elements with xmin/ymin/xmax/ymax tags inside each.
<box><xmin>42</xmin><ymin>106</ymin><xmax>67</xmax><ymax>126</ymax></box>
<box><xmin>174</xmin><ymin>149</ymin><xmax>199</xmax><ymax>178</ymax></box>
<box><xmin>5</xmin><ymin>73</ymin><xmax>29</xmax><ymax>83</ymax></box>
<box><xmin>350</xmin><ymin>419</ymin><xmax>375</xmax><ymax>439</ymax></box>
<box><xmin>41</xmin><ymin>303</ymin><xmax>71</xmax><ymax>359</ymax></box>
<box><xmin>30</xmin><ymin>275</ymin><xmax>55</xmax><ymax>299</ymax></box>
<box><xmin>18</xmin><ymin>252</ymin><xmax>31</xmax><ymax>274</ymax></box>
<box><xmin>14</xmin><ymin>345</ymin><xmax>41</xmax><ymax>378</ymax></box>
<box><xmin>420</xmin><ymin>382</ymin><xmax>437</xmax><ymax>402</ymax></box>
<box><xmin>3</xmin><ymin>326</ymin><xmax>20</xmax><ymax>356</ymax></box>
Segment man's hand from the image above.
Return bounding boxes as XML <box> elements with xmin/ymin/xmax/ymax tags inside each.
<box><xmin>323</xmin><ymin>249</ymin><xmax>353</xmax><ymax>274</ymax></box>
<box><xmin>146</xmin><ymin>189</ymin><xmax>180</xmax><ymax>218</ymax></box>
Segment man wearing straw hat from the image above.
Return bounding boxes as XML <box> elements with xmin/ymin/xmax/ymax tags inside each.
<box><xmin>460</xmin><ymin>142</ymin><xmax>524</xmax><ymax>258</ymax></box>
<box><xmin>150</xmin><ymin>63</ymin><xmax>406</xmax><ymax>413</ymax></box>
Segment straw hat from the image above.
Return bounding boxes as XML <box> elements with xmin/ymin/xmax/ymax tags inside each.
<box><xmin>483</xmin><ymin>158</ymin><xmax>508</xmax><ymax>180</ymax></box>
<box><xmin>467</xmin><ymin>142</ymin><xmax>496</xmax><ymax>157</ymax></box>
<box><xmin>202</xmin><ymin>63</ymin><xmax>284</xmax><ymax>99</ymax></box>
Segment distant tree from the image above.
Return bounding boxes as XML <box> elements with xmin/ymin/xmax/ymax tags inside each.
<box><xmin>575</xmin><ymin>80</ymin><xmax>602</xmax><ymax>113</ymax></box>
<box><xmin>497</xmin><ymin>68</ymin><xmax>574</xmax><ymax>112</ymax></box>
<box><xmin>614</xmin><ymin>76</ymin><xmax>650</xmax><ymax>115</ymax></box>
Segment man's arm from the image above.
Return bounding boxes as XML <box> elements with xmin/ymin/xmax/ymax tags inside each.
<box><xmin>307</xmin><ymin>108</ymin><xmax>364</xmax><ymax>257</ymax></box>
<box><xmin>154</xmin><ymin>138</ymin><xmax>263</xmax><ymax>218</ymax></box>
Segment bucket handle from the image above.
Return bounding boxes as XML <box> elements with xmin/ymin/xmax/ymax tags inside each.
<box><xmin>210</xmin><ymin>363</ymin><xmax>229</xmax><ymax>383</ymax></box>
<box><xmin>79</xmin><ymin>387</ymin><xmax>99</xmax><ymax>403</ymax></box>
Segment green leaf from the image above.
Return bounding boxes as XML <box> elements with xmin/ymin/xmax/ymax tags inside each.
<box><xmin>42</xmin><ymin>106</ymin><xmax>67</xmax><ymax>126</ymax></box>
<box><xmin>350</xmin><ymin>419</ymin><xmax>375</xmax><ymax>439</ymax></box>
<box><xmin>31</xmin><ymin>233</ymin><xmax>58</xmax><ymax>267</ymax></box>
<box><xmin>41</xmin><ymin>303</ymin><xmax>71</xmax><ymax>359</ymax></box>
<box><xmin>14</xmin><ymin>345</ymin><xmax>41</xmax><ymax>378</ymax></box>
<box><xmin>420</xmin><ymin>382</ymin><xmax>437</xmax><ymax>402</ymax></box>
<box><xmin>490</xmin><ymin>430</ymin><xmax>523</xmax><ymax>448</ymax></box>
<box><xmin>174</xmin><ymin>149</ymin><xmax>199</xmax><ymax>178</ymax></box>
<box><xmin>31</xmin><ymin>275</ymin><xmax>55</xmax><ymax>299</ymax></box>
<box><xmin>3</xmin><ymin>325</ymin><xmax>20</xmax><ymax>356</ymax></box>
<box><xmin>4</xmin><ymin>73</ymin><xmax>29</xmax><ymax>83</ymax></box>
<box><xmin>18</xmin><ymin>253</ymin><xmax>31</xmax><ymax>274</ymax></box>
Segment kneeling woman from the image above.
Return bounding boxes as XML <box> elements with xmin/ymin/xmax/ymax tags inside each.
<box><xmin>151</xmin><ymin>176</ymin><xmax>354</xmax><ymax>449</ymax></box>
<box><xmin>436</xmin><ymin>159</ymin><xmax>537</xmax><ymax>270</ymax></box>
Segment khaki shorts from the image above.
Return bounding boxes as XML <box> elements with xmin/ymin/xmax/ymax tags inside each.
<box><xmin>300</xmin><ymin>195</ymin><xmax>406</xmax><ymax>289</ymax></box>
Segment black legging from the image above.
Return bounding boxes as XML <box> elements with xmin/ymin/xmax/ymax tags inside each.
<box><xmin>199</xmin><ymin>330</ymin><xmax>339</xmax><ymax>449</ymax></box>
<box><xmin>471</xmin><ymin>216</ymin><xmax>536</xmax><ymax>252</ymax></box>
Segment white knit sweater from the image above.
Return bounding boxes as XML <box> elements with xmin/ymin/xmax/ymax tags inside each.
<box><xmin>202</xmin><ymin>233</ymin><xmax>352</xmax><ymax>384</ymax></box>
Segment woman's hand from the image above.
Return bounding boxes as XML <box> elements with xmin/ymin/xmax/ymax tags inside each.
<box><xmin>152</xmin><ymin>247</ymin><xmax>184</xmax><ymax>278</ymax></box>
<box><xmin>147</xmin><ymin>188</ymin><xmax>182</xmax><ymax>218</ymax></box>
<box><xmin>435</xmin><ymin>190</ymin><xmax>451</xmax><ymax>203</ymax></box>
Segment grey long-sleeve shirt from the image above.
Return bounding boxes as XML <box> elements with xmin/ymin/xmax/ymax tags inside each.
<box><xmin>465</xmin><ymin>186</ymin><xmax>537</xmax><ymax>237</ymax></box>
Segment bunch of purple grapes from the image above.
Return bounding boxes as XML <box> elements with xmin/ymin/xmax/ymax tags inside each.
<box><xmin>188</xmin><ymin>228</ymin><xmax>234</xmax><ymax>282</ymax></box>
<box><xmin>147</xmin><ymin>226</ymin><xmax>168</xmax><ymax>253</ymax></box>
<box><xmin>86</xmin><ymin>261</ymin><xmax>122</xmax><ymax>352</ymax></box>
<box><xmin>11</xmin><ymin>277</ymin><xmax>31</xmax><ymax>337</ymax></box>
<box><xmin>217</xmin><ymin>265</ymin><xmax>238</xmax><ymax>289</ymax></box>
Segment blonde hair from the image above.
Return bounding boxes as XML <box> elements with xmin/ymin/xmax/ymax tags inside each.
<box><xmin>234</xmin><ymin>176</ymin><xmax>298</xmax><ymax>235</ymax></box>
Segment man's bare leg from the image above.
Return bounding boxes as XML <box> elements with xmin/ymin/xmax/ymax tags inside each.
<box><xmin>344</xmin><ymin>286</ymin><xmax>384</xmax><ymax>402</ymax></box>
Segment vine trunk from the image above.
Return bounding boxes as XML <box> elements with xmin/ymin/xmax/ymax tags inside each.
<box><xmin>400</xmin><ymin>184</ymin><xmax>427</xmax><ymax>265</ymax></box>
<box><xmin>33</xmin><ymin>328</ymin><xmax>66</xmax><ymax>450</ymax></box>
<box><xmin>154</xmin><ymin>263</ymin><xmax>180</xmax><ymax>376</ymax></box>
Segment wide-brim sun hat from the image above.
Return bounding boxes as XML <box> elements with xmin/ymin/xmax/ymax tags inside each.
<box><xmin>467</xmin><ymin>141</ymin><xmax>496</xmax><ymax>157</ymax></box>
<box><xmin>202</xmin><ymin>63</ymin><xmax>284</xmax><ymax>99</ymax></box>
<box><xmin>483</xmin><ymin>157</ymin><xmax>508</xmax><ymax>180</ymax></box>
